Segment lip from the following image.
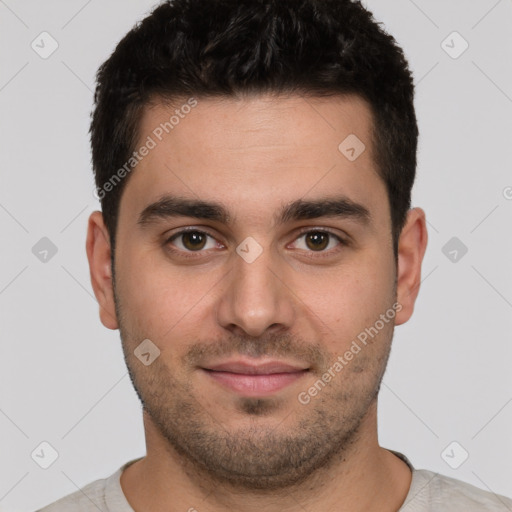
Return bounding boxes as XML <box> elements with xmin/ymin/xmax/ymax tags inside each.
<box><xmin>206</xmin><ymin>360</ymin><xmax>308</xmax><ymax>374</ymax></box>
<box><xmin>202</xmin><ymin>359</ymin><xmax>309</xmax><ymax>396</ymax></box>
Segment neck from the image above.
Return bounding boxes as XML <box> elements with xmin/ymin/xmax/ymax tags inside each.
<box><xmin>121</xmin><ymin>403</ymin><xmax>412</xmax><ymax>512</ymax></box>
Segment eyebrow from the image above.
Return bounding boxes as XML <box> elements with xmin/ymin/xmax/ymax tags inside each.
<box><xmin>137</xmin><ymin>194</ymin><xmax>371</xmax><ymax>228</ymax></box>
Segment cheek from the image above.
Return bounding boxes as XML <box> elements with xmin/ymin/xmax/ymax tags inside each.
<box><xmin>115</xmin><ymin>247</ymin><xmax>220</xmax><ymax>339</ymax></box>
<box><xmin>300</xmin><ymin>256</ymin><xmax>395</xmax><ymax>343</ymax></box>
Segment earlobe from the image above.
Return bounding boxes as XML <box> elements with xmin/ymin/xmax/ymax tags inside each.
<box><xmin>395</xmin><ymin>208</ymin><xmax>428</xmax><ymax>326</ymax></box>
<box><xmin>85</xmin><ymin>211</ymin><xmax>119</xmax><ymax>330</ymax></box>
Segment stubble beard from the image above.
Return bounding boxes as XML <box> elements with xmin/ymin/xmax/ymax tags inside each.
<box><xmin>114</xmin><ymin>286</ymin><xmax>394</xmax><ymax>491</ymax></box>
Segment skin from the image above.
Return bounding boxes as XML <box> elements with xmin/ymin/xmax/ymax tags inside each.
<box><xmin>86</xmin><ymin>93</ymin><xmax>428</xmax><ymax>512</ymax></box>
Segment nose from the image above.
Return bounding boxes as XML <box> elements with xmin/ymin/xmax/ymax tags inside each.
<box><xmin>215</xmin><ymin>244</ymin><xmax>296</xmax><ymax>338</ymax></box>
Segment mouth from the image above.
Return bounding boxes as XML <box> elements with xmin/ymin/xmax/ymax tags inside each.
<box><xmin>201</xmin><ymin>359</ymin><xmax>310</xmax><ymax>396</ymax></box>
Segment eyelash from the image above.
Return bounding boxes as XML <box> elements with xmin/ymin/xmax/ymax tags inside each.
<box><xmin>164</xmin><ymin>227</ymin><xmax>348</xmax><ymax>260</ymax></box>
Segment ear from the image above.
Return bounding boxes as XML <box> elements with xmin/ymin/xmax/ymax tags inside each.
<box><xmin>395</xmin><ymin>207</ymin><xmax>428</xmax><ymax>326</ymax></box>
<box><xmin>85</xmin><ymin>211</ymin><xmax>119</xmax><ymax>330</ymax></box>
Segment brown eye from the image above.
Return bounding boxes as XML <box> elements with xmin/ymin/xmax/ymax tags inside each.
<box><xmin>181</xmin><ymin>231</ymin><xmax>207</xmax><ymax>251</ymax></box>
<box><xmin>292</xmin><ymin>229</ymin><xmax>344</xmax><ymax>255</ymax></box>
<box><xmin>167</xmin><ymin>230</ymin><xmax>217</xmax><ymax>253</ymax></box>
<box><xmin>305</xmin><ymin>232</ymin><xmax>329</xmax><ymax>251</ymax></box>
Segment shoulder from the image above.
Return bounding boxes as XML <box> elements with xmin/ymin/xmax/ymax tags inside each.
<box><xmin>36</xmin><ymin>475</ymin><xmax>110</xmax><ymax>512</ymax></box>
<box><xmin>35</xmin><ymin>458</ymin><xmax>142</xmax><ymax>512</ymax></box>
<box><xmin>402</xmin><ymin>469</ymin><xmax>512</xmax><ymax>511</ymax></box>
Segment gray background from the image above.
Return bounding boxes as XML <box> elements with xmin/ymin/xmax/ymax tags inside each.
<box><xmin>1</xmin><ymin>1</ymin><xmax>511</xmax><ymax>510</ymax></box>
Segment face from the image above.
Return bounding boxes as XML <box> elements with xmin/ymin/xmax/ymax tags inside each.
<box><xmin>88</xmin><ymin>93</ymin><xmax>425</xmax><ymax>490</ymax></box>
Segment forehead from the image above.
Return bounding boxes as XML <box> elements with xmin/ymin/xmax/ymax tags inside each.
<box><xmin>119</xmin><ymin>93</ymin><xmax>389</xmax><ymax>230</ymax></box>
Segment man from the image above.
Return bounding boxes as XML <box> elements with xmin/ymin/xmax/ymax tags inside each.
<box><xmin>38</xmin><ymin>0</ymin><xmax>512</xmax><ymax>510</ymax></box>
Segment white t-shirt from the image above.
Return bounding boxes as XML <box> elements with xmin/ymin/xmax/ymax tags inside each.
<box><xmin>36</xmin><ymin>452</ymin><xmax>512</xmax><ymax>511</ymax></box>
